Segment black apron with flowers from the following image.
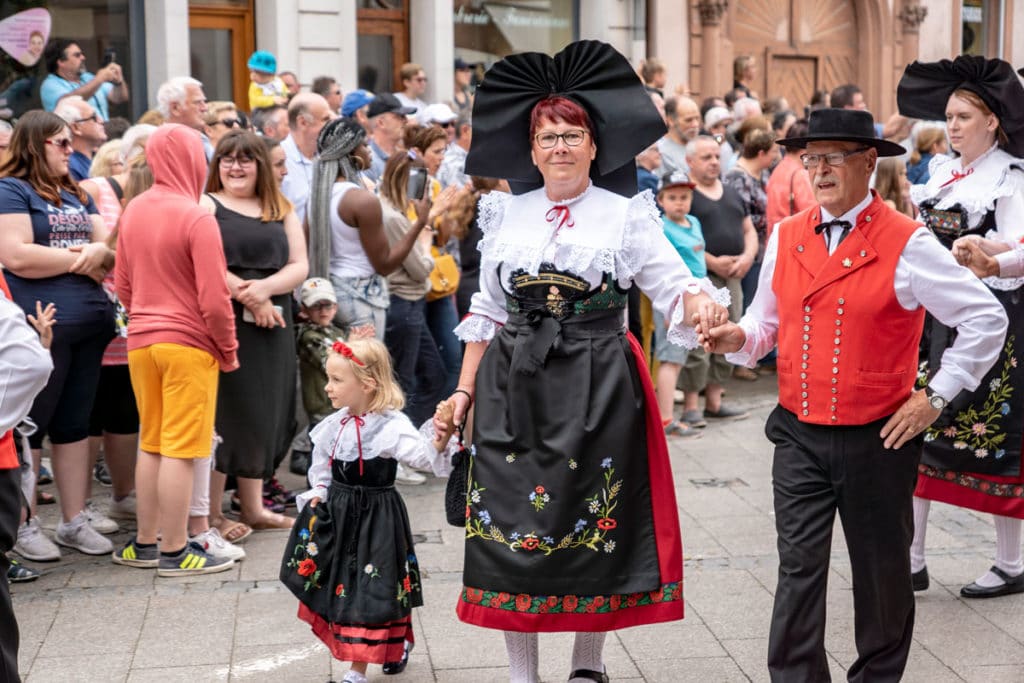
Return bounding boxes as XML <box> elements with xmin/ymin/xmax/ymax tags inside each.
<box><xmin>919</xmin><ymin>205</ymin><xmax>1024</xmax><ymax>477</ymax></box>
<box><xmin>463</xmin><ymin>266</ymin><xmax>661</xmax><ymax>596</ymax></box>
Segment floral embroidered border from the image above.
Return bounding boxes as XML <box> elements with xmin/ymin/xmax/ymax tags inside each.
<box><xmin>460</xmin><ymin>581</ymin><xmax>681</xmax><ymax>615</ymax></box>
<box><xmin>918</xmin><ymin>463</ymin><xmax>1024</xmax><ymax>499</ymax></box>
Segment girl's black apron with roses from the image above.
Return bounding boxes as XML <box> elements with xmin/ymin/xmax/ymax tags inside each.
<box><xmin>917</xmin><ymin>204</ymin><xmax>1024</xmax><ymax>517</ymax></box>
<box><xmin>280</xmin><ymin>457</ymin><xmax>422</xmax><ymax>662</ymax></box>
<box><xmin>457</xmin><ymin>267</ymin><xmax>684</xmax><ymax>632</ymax></box>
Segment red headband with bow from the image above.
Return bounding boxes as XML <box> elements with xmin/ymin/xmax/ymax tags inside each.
<box><xmin>332</xmin><ymin>340</ymin><xmax>365</xmax><ymax>366</ymax></box>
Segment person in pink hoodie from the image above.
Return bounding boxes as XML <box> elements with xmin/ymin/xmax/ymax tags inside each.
<box><xmin>111</xmin><ymin>123</ymin><xmax>240</xmax><ymax>577</ymax></box>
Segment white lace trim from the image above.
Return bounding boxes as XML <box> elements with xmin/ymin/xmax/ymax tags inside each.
<box><xmin>454</xmin><ymin>314</ymin><xmax>501</xmax><ymax>342</ymax></box>
<box><xmin>983</xmin><ymin>274</ymin><xmax>1024</xmax><ymax>291</ymax></box>
<box><xmin>911</xmin><ymin>147</ymin><xmax>1024</xmax><ymax>225</ymax></box>
<box><xmin>477</xmin><ymin>191</ymin><xmax>662</xmax><ymax>281</ymax></box>
<box><xmin>543</xmin><ymin>182</ymin><xmax>592</xmax><ymax>207</ymax></box>
<box><xmin>665</xmin><ymin>279</ymin><xmax>732</xmax><ymax>349</ymax></box>
<box><xmin>476</xmin><ymin>191</ymin><xmax>511</xmax><ymax>236</ymax></box>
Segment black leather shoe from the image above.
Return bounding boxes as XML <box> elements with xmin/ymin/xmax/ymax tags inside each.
<box><xmin>382</xmin><ymin>640</ymin><xmax>413</xmax><ymax>675</ymax></box>
<box><xmin>912</xmin><ymin>566</ymin><xmax>929</xmax><ymax>592</ymax></box>
<box><xmin>569</xmin><ymin>668</ymin><xmax>610</xmax><ymax>682</ymax></box>
<box><xmin>289</xmin><ymin>450</ymin><xmax>311</xmax><ymax>476</ymax></box>
<box><xmin>960</xmin><ymin>566</ymin><xmax>1024</xmax><ymax>599</ymax></box>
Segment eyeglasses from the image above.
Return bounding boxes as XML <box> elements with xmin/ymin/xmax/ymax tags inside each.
<box><xmin>219</xmin><ymin>154</ymin><xmax>255</xmax><ymax>167</ymax></box>
<box><xmin>800</xmin><ymin>148</ymin><xmax>870</xmax><ymax>169</ymax></box>
<box><xmin>74</xmin><ymin>113</ymin><xmax>100</xmax><ymax>124</ymax></box>
<box><xmin>307</xmin><ymin>301</ymin><xmax>336</xmax><ymax>311</ymax></box>
<box><xmin>534</xmin><ymin>129</ymin><xmax>588</xmax><ymax>149</ymax></box>
<box><xmin>215</xmin><ymin>119</ymin><xmax>240</xmax><ymax>128</ymax></box>
<box><xmin>439</xmin><ymin>121</ymin><xmax>456</xmax><ymax>129</ymax></box>
<box><xmin>46</xmin><ymin>138</ymin><xmax>73</xmax><ymax>152</ymax></box>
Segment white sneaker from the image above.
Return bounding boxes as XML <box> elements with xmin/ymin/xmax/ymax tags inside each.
<box><xmin>107</xmin><ymin>492</ymin><xmax>137</xmax><ymax>520</ymax></box>
<box><xmin>190</xmin><ymin>527</ymin><xmax>246</xmax><ymax>562</ymax></box>
<box><xmin>85</xmin><ymin>499</ymin><xmax>120</xmax><ymax>534</ymax></box>
<box><xmin>55</xmin><ymin>512</ymin><xmax>114</xmax><ymax>555</ymax></box>
<box><xmin>395</xmin><ymin>463</ymin><xmax>426</xmax><ymax>485</ymax></box>
<box><xmin>14</xmin><ymin>517</ymin><xmax>61</xmax><ymax>561</ymax></box>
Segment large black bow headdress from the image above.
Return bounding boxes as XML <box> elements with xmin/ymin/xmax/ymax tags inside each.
<box><xmin>897</xmin><ymin>55</ymin><xmax>1024</xmax><ymax>157</ymax></box>
<box><xmin>465</xmin><ymin>40</ymin><xmax>667</xmax><ymax>197</ymax></box>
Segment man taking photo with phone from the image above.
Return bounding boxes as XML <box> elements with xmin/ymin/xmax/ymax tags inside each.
<box><xmin>41</xmin><ymin>39</ymin><xmax>129</xmax><ymax>120</ymax></box>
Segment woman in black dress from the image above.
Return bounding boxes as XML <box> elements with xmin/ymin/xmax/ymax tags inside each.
<box><xmin>203</xmin><ymin>130</ymin><xmax>308</xmax><ymax>531</ymax></box>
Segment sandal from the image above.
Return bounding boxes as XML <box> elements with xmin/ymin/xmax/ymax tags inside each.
<box><xmin>241</xmin><ymin>512</ymin><xmax>295</xmax><ymax>530</ymax></box>
<box><xmin>36</xmin><ymin>490</ymin><xmax>56</xmax><ymax>505</ymax></box>
<box><xmin>664</xmin><ymin>421</ymin><xmax>702</xmax><ymax>440</ymax></box>
<box><xmin>569</xmin><ymin>668</ymin><xmax>609</xmax><ymax>682</ymax></box>
<box><xmin>214</xmin><ymin>519</ymin><xmax>253</xmax><ymax>544</ymax></box>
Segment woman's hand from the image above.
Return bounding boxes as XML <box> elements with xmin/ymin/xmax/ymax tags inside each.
<box><xmin>437</xmin><ymin>387</ymin><xmax>473</xmax><ymax>435</ymax></box>
<box><xmin>428</xmin><ymin>186</ymin><xmax>459</xmax><ymax>225</ymax></box>
<box><xmin>308</xmin><ymin>496</ymin><xmax>321</xmax><ymax>508</ymax></box>
<box><xmin>246</xmin><ymin>300</ymin><xmax>286</xmax><ymax>328</ymax></box>
<box><xmin>27</xmin><ymin>300</ymin><xmax>56</xmax><ymax>349</ymax></box>
<box><xmin>68</xmin><ymin>242</ymin><xmax>112</xmax><ymax>282</ymax></box>
<box><xmin>411</xmin><ymin>195</ymin><xmax>433</xmax><ymax>228</ymax></box>
<box><xmin>236</xmin><ymin>279</ymin><xmax>273</xmax><ymax>308</ymax></box>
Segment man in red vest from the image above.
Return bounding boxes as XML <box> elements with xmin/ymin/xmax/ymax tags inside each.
<box><xmin>0</xmin><ymin>272</ymin><xmax>53</xmax><ymax>682</ymax></box>
<box><xmin>703</xmin><ymin>108</ymin><xmax>1007</xmax><ymax>682</ymax></box>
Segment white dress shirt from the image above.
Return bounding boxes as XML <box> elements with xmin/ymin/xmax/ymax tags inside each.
<box><xmin>280</xmin><ymin>135</ymin><xmax>315</xmax><ymax>225</ymax></box>
<box><xmin>728</xmin><ymin>192</ymin><xmax>1008</xmax><ymax>402</ymax></box>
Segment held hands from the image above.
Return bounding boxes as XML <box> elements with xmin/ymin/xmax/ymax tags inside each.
<box><xmin>880</xmin><ymin>389</ymin><xmax>941</xmax><ymax>449</ymax></box>
<box><xmin>951</xmin><ymin>236</ymin><xmax>1003</xmax><ymax>279</ymax></box>
<box><xmin>432</xmin><ymin>399</ymin><xmax>457</xmax><ymax>451</ymax></box>
<box><xmin>438</xmin><ymin>388</ymin><xmax>473</xmax><ymax>435</ymax></box>
<box><xmin>236</xmin><ymin>279</ymin><xmax>273</xmax><ymax>308</ymax></box>
<box><xmin>27</xmin><ymin>300</ymin><xmax>56</xmax><ymax>349</ymax></box>
<box><xmin>68</xmin><ymin>242</ymin><xmax>111</xmax><ymax>284</ymax></box>
<box><xmin>681</xmin><ymin>292</ymin><xmax>733</xmax><ymax>353</ymax></box>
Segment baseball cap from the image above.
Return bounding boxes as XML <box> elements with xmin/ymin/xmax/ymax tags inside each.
<box><xmin>659</xmin><ymin>171</ymin><xmax>696</xmax><ymax>192</ymax></box>
<box><xmin>342</xmin><ymin>89</ymin><xmax>375</xmax><ymax>117</ymax></box>
<box><xmin>247</xmin><ymin>50</ymin><xmax>277</xmax><ymax>75</ymax></box>
<box><xmin>454</xmin><ymin>57</ymin><xmax>473</xmax><ymax>71</ymax></box>
<box><xmin>367</xmin><ymin>93</ymin><xmax>417</xmax><ymax>118</ymax></box>
<box><xmin>704</xmin><ymin>106</ymin><xmax>733</xmax><ymax>129</ymax></box>
<box><xmin>417</xmin><ymin>102</ymin><xmax>458</xmax><ymax>126</ymax></box>
<box><xmin>299</xmin><ymin>278</ymin><xmax>337</xmax><ymax>307</ymax></box>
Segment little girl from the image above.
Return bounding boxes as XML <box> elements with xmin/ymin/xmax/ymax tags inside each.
<box><xmin>280</xmin><ymin>338</ymin><xmax>456</xmax><ymax>683</ymax></box>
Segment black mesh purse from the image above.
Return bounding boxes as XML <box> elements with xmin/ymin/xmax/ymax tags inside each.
<box><xmin>444</xmin><ymin>424</ymin><xmax>472</xmax><ymax>527</ymax></box>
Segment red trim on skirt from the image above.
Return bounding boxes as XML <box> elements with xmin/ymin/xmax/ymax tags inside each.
<box><xmin>456</xmin><ymin>332</ymin><xmax>684</xmax><ymax>631</ymax></box>
<box><xmin>298</xmin><ymin>604</ymin><xmax>413</xmax><ymax>663</ymax></box>
<box><xmin>915</xmin><ymin>474</ymin><xmax>1024</xmax><ymax>519</ymax></box>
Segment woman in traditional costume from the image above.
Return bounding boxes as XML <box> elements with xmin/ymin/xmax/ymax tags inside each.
<box><xmin>897</xmin><ymin>55</ymin><xmax>1024</xmax><ymax>597</ymax></box>
<box><xmin>441</xmin><ymin>41</ymin><xmax>730</xmax><ymax>682</ymax></box>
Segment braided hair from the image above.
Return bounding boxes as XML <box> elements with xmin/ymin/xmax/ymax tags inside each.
<box><xmin>308</xmin><ymin>117</ymin><xmax>367</xmax><ymax>279</ymax></box>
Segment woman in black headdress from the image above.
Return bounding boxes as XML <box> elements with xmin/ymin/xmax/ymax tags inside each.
<box><xmin>439</xmin><ymin>42</ymin><xmax>730</xmax><ymax>682</ymax></box>
<box><xmin>897</xmin><ymin>55</ymin><xmax>1024</xmax><ymax>598</ymax></box>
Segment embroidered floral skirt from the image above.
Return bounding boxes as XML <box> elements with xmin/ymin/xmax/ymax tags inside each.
<box><xmin>280</xmin><ymin>478</ymin><xmax>423</xmax><ymax>661</ymax></box>
<box><xmin>458</xmin><ymin>311</ymin><xmax>684</xmax><ymax>632</ymax></box>
<box><xmin>917</xmin><ymin>287</ymin><xmax>1024</xmax><ymax>519</ymax></box>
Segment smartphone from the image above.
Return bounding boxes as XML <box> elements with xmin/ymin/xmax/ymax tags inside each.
<box><xmin>242</xmin><ymin>305</ymin><xmax>283</xmax><ymax>324</ymax></box>
<box><xmin>407</xmin><ymin>167</ymin><xmax>428</xmax><ymax>201</ymax></box>
<box><xmin>102</xmin><ymin>48</ymin><xmax>116</xmax><ymax>67</ymax></box>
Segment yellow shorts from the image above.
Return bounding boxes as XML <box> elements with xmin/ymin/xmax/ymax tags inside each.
<box><xmin>128</xmin><ymin>343</ymin><xmax>219</xmax><ymax>459</ymax></box>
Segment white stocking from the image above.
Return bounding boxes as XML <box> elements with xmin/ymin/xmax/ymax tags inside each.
<box><xmin>570</xmin><ymin>631</ymin><xmax>606</xmax><ymax>679</ymax></box>
<box><xmin>973</xmin><ymin>515</ymin><xmax>1023</xmax><ymax>587</ymax></box>
<box><xmin>910</xmin><ymin>497</ymin><xmax>930</xmax><ymax>573</ymax></box>
<box><xmin>504</xmin><ymin>631</ymin><xmax>539</xmax><ymax>683</ymax></box>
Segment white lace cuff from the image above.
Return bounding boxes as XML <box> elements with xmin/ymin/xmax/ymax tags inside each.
<box><xmin>454</xmin><ymin>314</ymin><xmax>501</xmax><ymax>342</ymax></box>
<box><xmin>666</xmin><ymin>278</ymin><xmax>732</xmax><ymax>349</ymax></box>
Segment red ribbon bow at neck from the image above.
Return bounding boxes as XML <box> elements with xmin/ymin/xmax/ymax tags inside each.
<box><xmin>545</xmin><ymin>204</ymin><xmax>575</xmax><ymax>233</ymax></box>
<box><xmin>330</xmin><ymin>413</ymin><xmax>367</xmax><ymax>475</ymax></box>
<box><xmin>938</xmin><ymin>167</ymin><xmax>974</xmax><ymax>189</ymax></box>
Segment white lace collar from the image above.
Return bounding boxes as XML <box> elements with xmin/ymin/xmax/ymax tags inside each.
<box><xmin>309</xmin><ymin>409</ymin><xmax>411</xmax><ymax>462</ymax></box>
<box><xmin>911</xmin><ymin>145</ymin><xmax>1024</xmax><ymax>225</ymax></box>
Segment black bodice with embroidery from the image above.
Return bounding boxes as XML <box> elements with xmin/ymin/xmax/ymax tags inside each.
<box><xmin>918</xmin><ymin>201</ymin><xmax>996</xmax><ymax>249</ymax></box>
<box><xmin>500</xmin><ymin>263</ymin><xmax>628</xmax><ymax>320</ymax></box>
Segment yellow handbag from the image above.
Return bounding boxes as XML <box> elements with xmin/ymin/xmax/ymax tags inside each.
<box><xmin>427</xmin><ymin>243</ymin><xmax>460</xmax><ymax>302</ymax></box>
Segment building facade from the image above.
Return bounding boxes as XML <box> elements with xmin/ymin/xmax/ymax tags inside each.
<box><xmin>0</xmin><ymin>1</ymin><xmax>1021</xmax><ymax>123</ymax></box>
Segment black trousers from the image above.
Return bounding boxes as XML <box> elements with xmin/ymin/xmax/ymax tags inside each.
<box><xmin>0</xmin><ymin>466</ymin><xmax>21</xmax><ymax>683</ymax></box>
<box><xmin>765</xmin><ymin>406</ymin><xmax>920</xmax><ymax>683</ymax></box>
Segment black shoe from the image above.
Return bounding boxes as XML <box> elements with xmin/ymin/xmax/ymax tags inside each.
<box><xmin>7</xmin><ymin>558</ymin><xmax>40</xmax><ymax>583</ymax></box>
<box><xmin>912</xmin><ymin>566</ymin><xmax>929</xmax><ymax>592</ymax></box>
<box><xmin>94</xmin><ymin>460</ymin><xmax>112</xmax><ymax>486</ymax></box>
<box><xmin>289</xmin><ymin>450</ymin><xmax>311</xmax><ymax>476</ymax></box>
<box><xmin>382</xmin><ymin>640</ymin><xmax>413</xmax><ymax>675</ymax></box>
<box><xmin>569</xmin><ymin>668</ymin><xmax>609</xmax><ymax>682</ymax></box>
<box><xmin>960</xmin><ymin>566</ymin><xmax>1024</xmax><ymax>598</ymax></box>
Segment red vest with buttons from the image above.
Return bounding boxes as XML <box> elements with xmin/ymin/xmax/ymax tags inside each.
<box><xmin>772</xmin><ymin>193</ymin><xmax>925</xmax><ymax>426</ymax></box>
<box><xmin>0</xmin><ymin>273</ymin><xmax>18</xmax><ymax>469</ymax></box>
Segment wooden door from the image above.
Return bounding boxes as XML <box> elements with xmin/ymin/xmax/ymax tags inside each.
<box><xmin>731</xmin><ymin>0</ymin><xmax>858</xmax><ymax>115</ymax></box>
<box><xmin>357</xmin><ymin>0</ymin><xmax>409</xmax><ymax>94</ymax></box>
<box><xmin>189</xmin><ymin>3</ymin><xmax>254</xmax><ymax>109</ymax></box>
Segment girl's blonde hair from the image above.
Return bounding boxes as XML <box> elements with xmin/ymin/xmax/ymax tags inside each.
<box><xmin>89</xmin><ymin>139</ymin><xmax>124</xmax><ymax>177</ymax></box>
<box><xmin>329</xmin><ymin>338</ymin><xmax>406</xmax><ymax>413</ymax></box>
<box><xmin>910</xmin><ymin>126</ymin><xmax>946</xmax><ymax>166</ymax></box>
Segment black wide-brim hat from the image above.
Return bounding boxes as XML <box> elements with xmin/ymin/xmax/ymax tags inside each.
<box><xmin>465</xmin><ymin>40</ymin><xmax>667</xmax><ymax>197</ymax></box>
<box><xmin>897</xmin><ymin>56</ymin><xmax>1024</xmax><ymax>157</ymax></box>
<box><xmin>776</xmin><ymin>108</ymin><xmax>905</xmax><ymax>157</ymax></box>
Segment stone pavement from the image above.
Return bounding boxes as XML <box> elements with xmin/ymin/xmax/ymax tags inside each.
<box><xmin>10</xmin><ymin>376</ymin><xmax>1024</xmax><ymax>682</ymax></box>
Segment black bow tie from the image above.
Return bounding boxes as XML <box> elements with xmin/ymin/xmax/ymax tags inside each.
<box><xmin>814</xmin><ymin>219</ymin><xmax>852</xmax><ymax>235</ymax></box>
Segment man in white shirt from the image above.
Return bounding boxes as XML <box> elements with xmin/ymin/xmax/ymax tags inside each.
<box><xmin>393</xmin><ymin>62</ymin><xmax>429</xmax><ymax>113</ymax></box>
<box><xmin>703</xmin><ymin>108</ymin><xmax>1007</xmax><ymax>682</ymax></box>
<box><xmin>280</xmin><ymin>93</ymin><xmax>333</xmax><ymax>225</ymax></box>
<box><xmin>437</xmin><ymin>115</ymin><xmax>471</xmax><ymax>189</ymax></box>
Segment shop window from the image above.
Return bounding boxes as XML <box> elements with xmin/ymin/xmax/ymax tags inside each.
<box><xmin>357</xmin><ymin>0</ymin><xmax>408</xmax><ymax>93</ymax></box>
<box><xmin>453</xmin><ymin>0</ymin><xmax>578</xmax><ymax>67</ymax></box>
<box><xmin>0</xmin><ymin>1</ymin><xmax>135</xmax><ymax>121</ymax></box>
<box><xmin>961</xmin><ymin>0</ymin><xmax>1004</xmax><ymax>56</ymax></box>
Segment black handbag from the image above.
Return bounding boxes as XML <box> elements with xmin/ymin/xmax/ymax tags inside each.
<box><xmin>444</xmin><ymin>424</ymin><xmax>472</xmax><ymax>527</ymax></box>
